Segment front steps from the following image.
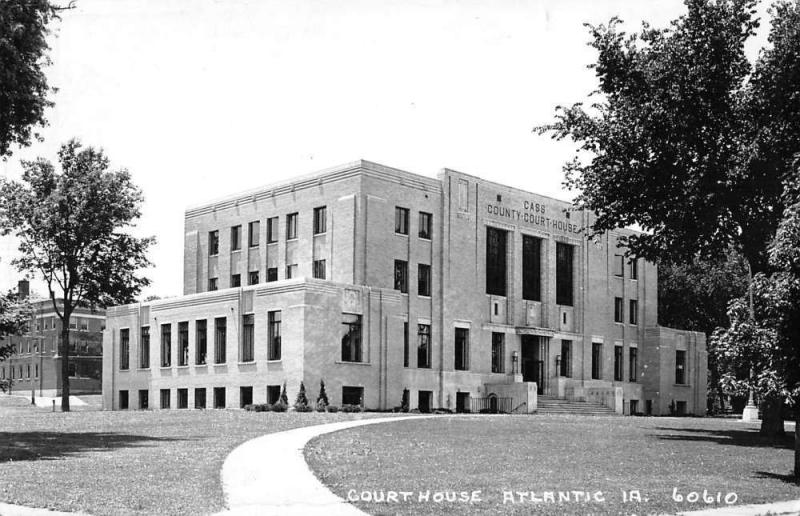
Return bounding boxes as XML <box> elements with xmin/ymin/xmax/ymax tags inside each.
<box><xmin>537</xmin><ymin>395</ymin><xmax>617</xmax><ymax>416</ymax></box>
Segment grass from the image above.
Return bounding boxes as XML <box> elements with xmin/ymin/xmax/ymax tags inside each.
<box><xmin>305</xmin><ymin>415</ymin><xmax>800</xmax><ymax>516</ymax></box>
<box><xmin>0</xmin><ymin>395</ymin><xmax>386</xmax><ymax>515</ymax></box>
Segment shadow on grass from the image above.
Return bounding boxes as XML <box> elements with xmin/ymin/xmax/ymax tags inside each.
<box><xmin>654</xmin><ymin>426</ymin><xmax>794</xmax><ymax>449</ymax></box>
<box><xmin>754</xmin><ymin>471</ymin><xmax>800</xmax><ymax>485</ymax></box>
<box><xmin>0</xmin><ymin>431</ymin><xmax>188</xmax><ymax>462</ymax></box>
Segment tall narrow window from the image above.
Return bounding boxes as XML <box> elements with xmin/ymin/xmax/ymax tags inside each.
<box><xmin>676</xmin><ymin>350</ymin><xmax>686</xmax><ymax>384</ymax></box>
<box><xmin>591</xmin><ymin>343</ymin><xmax>602</xmax><ymax>379</ymax></box>
<box><xmin>629</xmin><ymin>299</ymin><xmax>638</xmax><ymax>325</ymax></box>
<box><xmin>214</xmin><ymin>317</ymin><xmax>226</xmax><ymax>364</ymax></box>
<box><xmin>208</xmin><ymin>278</ymin><xmax>218</xmax><ymax>291</ymax></box>
<box><xmin>177</xmin><ymin>388</ymin><xmax>188</xmax><ymax>409</ymax></box>
<box><xmin>209</xmin><ymin>230</ymin><xmax>219</xmax><ymax>256</ymax></box>
<box><xmin>313</xmin><ymin>206</ymin><xmax>327</xmax><ymax>234</ymax></box>
<box><xmin>231</xmin><ymin>274</ymin><xmax>241</xmax><ymax>287</ymax></box>
<box><xmin>418</xmin><ymin>212</ymin><xmax>432</xmax><ymax>239</ymax></box>
<box><xmin>491</xmin><ymin>332</ymin><xmax>504</xmax><ymax>373</ymax></box>
<box><xmin>418</xmin><ymin>264</ymin><xmax>431</xmax><ymax>297</ymax></box>
<box><xmin>160</xmin><ymin>324</ymin><xmax>171</xmax><ymax>367</ymax></box>
<box><xmin>178</xmin><ymin>322</ymin><xmax>189</xmax><ymax>366</ymax></box>
<box><xmin>403</xmin><ymin>321</ymin><xmax>409</xmax><ymax>367</ymax></box>
<box><xmin>195</xmin><ymin>320</ymin><xmax>207</xmax><ymax>365</ymax></box>
<box><xmin>395</xmin><ymin>207</ymin><xmax>409</xmax><ymax>235</ymax></box>
<box><xmin>614</xmin><ymin>254</ymin><xmax>624</xmax><ymax>276</ymax></box>
<box><xmin>267</xmin><ymin>267</ymin><xmax>278</xmax><ymax>282</ymax></box>
<box><xmin>457</xmin><ymin>178</ymin><xmax>469</xmax><ymax>212</ymax></box>
<box><xmin>214</xmin><ymin>387</ymin><xmax>226</xmax><ymax>409</ymax></box>
<box><xmin>612</xmin><ymin>297</ymin><xmax>623</xmax><ymax>323</ymax></box>
<box><xmin>241</xmin><ymin>314</ymin><xmax>254</xmax><ymax>362</ymax></box>
<box><xmin>556</xmin><ymin>242</ymin><xmax>574</xmax><ymax>306</ymax></box>
<box><xmin>119</xmin><ymin>390</ymin><xmax>129</xmax><ymax>409</ymax></box>
<box><xmin>248</xmin><ymin>220</ymin><xmax>260</xmax><ymax>247</ymax></box>
<box><xmin>394</xmin><ymin>260</ymin><xmax>408</xmax><ymax>293</ymax></box>
<box><xmin>140</xmin><ymin>326</ymin><xmax>150</xmax><ymax>369</ymax></box>
<box><xmin>160</xmin><ymin>389</ymin><xmax>170</xmax><ymax>409</ymax></box>
<box><xmin>522</xmin><ymin>235</ymin><xmax>542</xmax><ymax>301</ymax></box>
<box><xmin>614</xmin><ymin>345</ymin><xmax>624</xmax><ymax>381</ymax></box>
<box><xmin>120</xmin><ymin>329</ymin><xmax>130</xmax><ymax>370</ymax></box>
<box><xmin>629</xmin><ymin>347</ymin><xmax>638</xmax><ymax>382</ymax></box>
<box><xmin>341</xmin><ymin>314</ymin><xmax>363</xmax><ymax>362</ymax></box>
<box><xmin>286</xmin><ymin>212</ymin><xmax>298</xmax><ymax>240</ymax></box>
<box><xmin>268</xmin><ymin>311</ymin><xmax>281</xmax><ymax>360</ymax></box>
<box><xmin>195</xmin><ymin>388</ymin><xmax>206</xmax><ymax>409</ymax></box>
<box><xmin>231</xmin><ymin>225</ymin><xmax>242</xmax><ymax>251</ymax></box>
<box><xmin>248</xmin><ymin>271</ymin><xmax>259</xmax><ymax>285</ymax></box>
<box><xmin>266</xmin><ymin>216</ymin><xmax>278</xmax><ymax>243</ymax></box>
<box><xmin>454</xmin><ymin>328</ymin><xmax>469</xmax><ymax>371</ymax></box>
<box><xmin>560</xmin><ymin>339</ymin><xmax>571</xmax><ymax>377</ymax></box>
<box><xmin>286</xmin><ymin>264</ymin><xmax>297</xmax><ymax>279</ymax></box>
<box><xmin>417</xmin><ymin>324</ymin><xmax>431</xmax><ymax>368</ymax></box>
<box><xmin>313</xmin><ymin>260</ymin><xmax>326</xmax><ymax>279</ymax></box>
<box><xmin>629</xmin><ymin>258</ymin><xmax>638</xmax><ymax>280</ymax></box>
<box><xmin>486</xmin><ymin>227</ymin><xmax>507</xmax><ymax>296</ymax></box>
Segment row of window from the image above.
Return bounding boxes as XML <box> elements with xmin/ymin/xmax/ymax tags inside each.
<box><xmin>118</xmin><ymin>384</ymin><xmax>364</xmax><ymax>410</ymax></box>
<box><xmin>393</xmin><ymin>261</ymin><xmax>431</xmax><ymax>296</ymax></box>
<box><xmin>394</xmin><ymin>207</ymin><xmax>433</xmax><ymax>239</ymax></box>
<box><xmin>0</xmin><ymin>363</ymin><xmax>39</xmax><ymax>380</ymax></box>
<box><xmin>11</xmin><ymin>338</ymin><xmax>98</xmax><ymax>356</ymax></box>
<box><xmin>208</xmin><ymin>207</ymin><xmax>328</xmax><ymax>256</ymax></box>
<box><xmin>32</xmin><ymin>316</ymin><xmax>92</xmax><ymax>332</ymax></box>
<box><xmin>207</xmin><ymin>260</ymin><xmax>324</xmax><ymax>291</ymax></box>
<box><xmin>614</xmin><ymin>298</ymin><xmax>639</xmax><ymax>325</ymax></box>
<box><xmin>613</xmin><ymin>254</ymin><xmax>639</xmax><ymax>280</ymax></box>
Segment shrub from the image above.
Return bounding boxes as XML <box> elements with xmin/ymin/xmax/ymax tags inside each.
<box><xmin>295</xmin><ymin>381</ymin><xmax>309</xmax><ymax>410</ymax></box>
<box><xmin>316</xmin><ymin>399</ymin><xmax>327</xmax><ymax>412</ymax></box>
<box><xmin>271</xmin><ymin>402</ymin><xmax>288</xmax><ymax>412</ymax></box>
<box><xmin>341</xmin><ymin>404</ymin><xmax>363</xmax><ymax>413</ymax></box>
<box><xmin>401</xmin><ymin>388</ymin><xmax>409</xmax><ymax>413</ymax></box>
<box><xmin>280</xmin><ymin>382</ymin><xmax>289</xmax><ymax>406</ymax></box>
<box><xmin>295</xmin><ymin>404</ymin><xmax>313</xmax><ymax>412</ymax></box>
<box><xmin>317</xmin><ymin>379</ymin><xmax>329</xmax><ymax>407</ymax></box>
<box><xmin>243</xmin><ymin>404</ymin><xmax>255</xmax><ymax>412</ymax></box>
<box><xmin>326</xmin><ymin>405</ymin><xmax>339</xmax><ymax>413</ymax></box>
<box><xmin>256</xmin><ymin>403</ymin><xmax>271</xmax><ymax>412</ymax></box>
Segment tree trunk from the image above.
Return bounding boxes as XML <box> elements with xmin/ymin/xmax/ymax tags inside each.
<box><xmin>759</xmin><ymin>396</ymin><xmax>784</xmax><ymax>438</ymax></box>
<box><xmin>795</xmin><ymin>410</ymin><xmax>799</xmax><ymax>478</ymax></box>
<box><xmin>60</xmin><ymin>319</ymin><xmax>70</xmax><ymax>412</ymax></box>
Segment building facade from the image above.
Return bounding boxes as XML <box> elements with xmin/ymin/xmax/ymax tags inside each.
<box><xmin>3</xmin><ymin>281</ymin><xmax>105</xmax><ymax>397</ymax></box>
<box><xmin>102</xmin><ymin>161</ymin><xmax>706</xmax><ymax>415</ymax></box>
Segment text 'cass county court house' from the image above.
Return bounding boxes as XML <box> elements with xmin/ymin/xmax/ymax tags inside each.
<box><xmin>102</xmin><ymin>161</ymin><xmax>706</xmax><ymax>415</ymax></box>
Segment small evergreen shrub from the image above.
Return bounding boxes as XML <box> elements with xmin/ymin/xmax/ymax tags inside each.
<box><xmin>271</xmin><ymin>402</ymin><xmax>288</xmax><ymax>412</ymax></box>
<box><xmin>294</xmin><ymin>381</ymin><xmax>309</xmax><ymax>410</ymax></box>
<box><xmin>280</xmin><ymin>382</ymin><xmax>289</xmax><ymax>406</ymax></box>
<box><xmin>317</xmin><ymin>379</ymin><xmax>329</xmax><ymax>407</ymax></box>
<box><xmin>401</xmin><ymin>388</ymin><xmax>409</xmax><ymax>413</ymax></box>
<box><xmin>295</xmin><ymin>404</ymin><xmax>313</xmax><ymax>412</ymax></box>
<box><xmin>315</xmin><ymin>399</ymin><xmax>327</xmax><ymax>412</ymax></box>
<box><xmin>326</xmin><ymin>405</ymin><xmax>339</xmax><ymax>413</ymax></box>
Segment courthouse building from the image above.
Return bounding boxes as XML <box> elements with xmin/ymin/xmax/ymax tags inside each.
<box><xmin>102</xmin><ymin>161</ymin><xmax>706</xmax><ymax>415</ymax></box>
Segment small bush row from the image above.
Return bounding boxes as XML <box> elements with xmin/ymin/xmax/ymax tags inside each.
<box><xmin>243</xmin><ymin>402</ymin><xmax>345</xmax><ymax>413</ymax></box>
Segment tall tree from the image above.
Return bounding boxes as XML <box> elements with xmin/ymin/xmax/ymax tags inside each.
<box><xmin>0</xmin><ymin>290</ymin><xmax>32</xmax><ymax>392</ymax></box>
<box><xmin>0</xmin><ymin>139</ymin><xmax>153</xmax><ymax>410</ymax></box>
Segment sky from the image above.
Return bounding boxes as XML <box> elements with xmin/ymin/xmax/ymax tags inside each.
<box><xmin>0</xmin><ymin>0</ymin><xmax>772</xmax><ymax>299</ymax></box>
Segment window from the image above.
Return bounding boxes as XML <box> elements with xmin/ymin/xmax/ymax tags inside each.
<box><xmin>313</xmin><ymin>206</ymin><xmax>327</xmax><ymax>234</ymax></box>
<box><xmin>676</xmin><ymin>400</ymin><xmax>687</xmax><ymax>415</ymax></box>
<box><xmin>69</xmin><ymin>317</ymin><xmax>78</xmax><ymax>329</ymax></box>
<box><xmin>560</xmin><ymin>340</ymin><xmax>571</xmax><ymax>377</ymax></box>
<box><xmin>629</xmin><ymin>299</ymin><xmax>638</xmax><ymax>325</ymax></box>
<box><xmin>458</xmin><ymin>178</ymin><xmax>469</xmax><ymax>212</ymax></box>
<box><xmin>214</xmin><ymin>387</ymin><xmax>226</xmax><ymax>409</ymax></box>
<box><xmin>248</xmin><ymin>271</ymin><xmax>259</xmax><ymax>285</ymax></box>
<box><xmin>231</xmin><ymin>225</ymin><xmax>242</xmax><ymax>251</ymax></box>
<box><xmin>417</xmin><ymin>324</ymin><xmax>431</xmax><ymax>368</ymax></box>
<box><xmin>491</xmin><ymin>332</ymin><xmax>504</xmax><ymax>373</ymax></box>
<box><xmin>614</xmin><ymin>345</ymin><xmax>624</xmax><ymax>381</ymax></box>
<box><xmin>248</xmin><ymin>221</ymin><xmax>260</xmax><ymax>247</ymax></box>
<box><xmin>556</xmin><ymin>243</ymin><xmax>574</xmax><ymax>306</ymax></box>
<box><xmin>286</xmin><ymin>212</ymin><xmax>298</xmax><ymax>240</ymax></box>
<box><xmin>214</xmin><ymin>317</ymin><xmax>226</xmax><ymax>364</ymax></box>
<box><xmin>614</xmin><ymin>254</ymin><xmax>624</xmax><ymax>276</ymax></box>
<box><xmin>160</xmin><ymin>324</ymin><xmax>171</xmax><ymax>367</ymax></box>
<box><xmin>313</xmin><ymin>260</ymin><xmax>326</xmax><ymax>279</ymax></box>
<box><xmin>614</xmin><ymin>297</ymin><xmax>624</xmax><ymax>323</ymax></box>
<box><xmin>178</xmin><ymin>322</ymin><xmax>189</xmax><ymax>366</ymax></box>
<box><xmin>195</xmin><ymin>388</ymin><xmax>206</xmax><ymax>409</ymax></box>
<box><xmin>177</xmin><ymin>388</ymin><xmax>188</xmax><ymax>409</ymax></box>
<box><xmin>341</xmin><ymin>314</ymin><xmax>363</xmax><ymax>362</ymax></box>
<box><xmin>418</xmin><ymin>212</ymin><xmax>432</xmax><ymax>239</ymax></box>
<box><xmin>231</xmin><ymin>274</ymin><xmax>241</xmax><ymax>287</ymax></box>
<box><xmin>629</xmin><ymin>347</ymin><xmax>638</xmax><ymax>382</ymax></box>
<box><xmin>240</xmin><ymin>386</ymin><xmax>253</xmax><ymax>408</ymax></box>
<box><xmin>418</xmin><ymin>264</ymin><xmax>431</xmax><ymax>297</ymax></box>
<box><xmin>208</xmin><ymin>277</ymin><xmax>218</xmax><ymax>291</ymax></box>
<box><xmin>342</xmin><ymin>386</ymin><xmax>364</xmax><ymax>406</ymax></box>
<box><xmin>403</xmin><ymin>322</ymin><xmax>409</xmax><ymax>368</ymax></box>
<box><xmin>209</xmin><ymin>230</ymin><xmax>219</xmax><ymax>256</ymax></box>
<box><xmin>676</xmin><ymin>350</ymin><xmax>687</xmax><ymax>384</ymax></box>
<box><xmin>34</xmin><ymin>364</ymin><xmax>38</xmax><ymax>378</ymax></box>
<box><xmin>395</xmin><ymin>207</ymin><xmax>409</xmax><ymax>235</ymax></box>
<box><xmin>139</xmin><ymin>389</ymin><xmax>149</xmax><ymax>409</ymax></box>
<box><xmin>394</xmin><ymin>260</ymin><xmax>408</xmax><ymax>293</ymax></box>
<box><xmin>80</xmin><ymin>318</ymin><xmax>88</xmax><ymax>331</ymax></box>
<box><xmin>120</xmin><ymin>329</ymin><xmax>130</xmax><ymax>370</ymax></box>
<box><xmin>629</xmin><ymin>258</ymin><xmax>638</xmax><ymax>280</ymax></box>
<box><xmin>241</xmin><ymin>314</ymin><xmax>254</xmax><ymax>362</ymax></box>
<box><xmin>196</xmin><ymin>320</ymin><xmax>207</xmax><ymax>365</ymax></box>
<box><xmin>119</xmin><ymin>390</ymin><xmax>129</xmax><ymax>410</ymax></box>
<box><xmin>266</xmin><ymin>217</ymin><xmax>278</xmax><ymax>243</ymax></box>
<box><xmin>591</xmin><ymin>343</ymin><xmax>602</xmax><ymax>379</ymax></box>
<box><xmin>486</xmin><ymin>227</ymin><xmax>507</xmax><ymax>296</ymax></box>
<box><xmin>454</xmin><ymin>328</ymin><xmax>469</xmax><ymax>371</ymax></box>
<box><xmin>268</xmin><ymin>311</ymin><xmax>281</xmax><ymax>360</ymax></box>
<box><xmin>267</xmin><ymin>385</ymin><xmax>281</xmax><ymax>404</ymax></box>
<box><xmin>522</xmin><ymin>235</ymin><xmax>542</xmax><ymax>301</ymax></box>
<box><xmin>286</xmin><ymin>264</ymin><xmax>297</xmax><ymax>279</ymax></box>
<box><xmin>160</xmin><ymin>389</ymin><xmax>171</xmax><ymax>409</ymax></box>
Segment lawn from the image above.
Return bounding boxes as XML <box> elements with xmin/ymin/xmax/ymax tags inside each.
<box><xmin>0</xmin><ymin>396</ymin><xmax>386</xmax><ymax>515</ymax></box>
<box><xmin>305</xmin><ymin>415</ymin><xmax>800</xmax><ymax>516</ymax></box>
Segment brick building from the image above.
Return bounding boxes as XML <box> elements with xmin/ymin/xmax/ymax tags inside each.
<box><xmin>102</xmin><ymin>161</ymin><xmax>706</xmax><ymax>415</ymax></box>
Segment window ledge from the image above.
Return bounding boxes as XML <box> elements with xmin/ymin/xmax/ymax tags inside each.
<box><xmin>418</xmin><ymin>295</ymin><xmax>431</xmax><ymax>299</ymax></box>
<box><xmin>266</xmin><ymin>359</ymin><xmax>282</xmax><ymax>363</ymax></box>
<box><xmin>119</xmin><ymin>368</ymin><xmax>130</xmax><ymax>372</ymax></box>
<box><xmin>194</xmin><ymin>363</ymin><xmax>207</xmax><ymax>368</ymax></box>
<box><xmin>213</xmin><ymin>363</ymin><xmax>227</xmax><ymax>367</ymax></box>
<box><xmin>176</xmin><ymin>365</ymin><xmax>190</xmax><ymax>369</ymax></box>
<box><xmin>313</xmin><ymin>232</ymin><xmax>327</xmax><ymax>236</ymax></box>
<box><xmin>335</xmin><ymin>360</ymin><xmax>371</xmax><ymax>366</ymax></box>
<box><xmin>231</xmin><ymin>249</ymin><xmax>242</xmax><ymax>254</ymax></box>
<box><xmin>160</xmin><ymin>366</ymin><xmax>172</xmax><ymax>370</ymax></box>
<box><xmin>394</xmin><ymin>233</ymin><xmax>409</xmax><ymax>237</ymax></box>
<box><xmin>238</xmin><ymin>361</ymin><xmax>256</xmax><ymax>366</ymax></box>
<box><xmin>137</xmin><ymin>368</ymin><xmax>151</xmax><ymax>372</ymax></box>
<box><xmin>286</xmin><ymin>238</ymin><xmax>298</xmax><ymax>242</ymax></box>
<box><xmin>673</xmin><ymin>384</ymin><xmax>691</xmax><ymax>387</ymax></box>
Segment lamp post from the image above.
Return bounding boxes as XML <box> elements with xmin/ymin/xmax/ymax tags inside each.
<box><xmin>511</xmin><ymin>351</ymin><xmax>519</xmax><ymax>375</ymax></box>
<box><xmin>741</xmin><ymin>260</ymin><xmax>759</xmax><ymax>422</ymax></box>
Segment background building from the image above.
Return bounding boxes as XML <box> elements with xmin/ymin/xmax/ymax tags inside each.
<box><xmin>103</xmin><ymin>161</ymin><xmax>706</xmax><ymax>415</ymax></box>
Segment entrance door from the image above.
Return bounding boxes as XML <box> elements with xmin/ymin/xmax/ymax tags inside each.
<box><xmin>521</xmin><ymin>335</ymin><xmax>545</xmax><ymax>395</ymax></box>
<box><xmin>456</xmin><ymin>392</ymin><xmax>469</xmax><ymax>413</ymax></box>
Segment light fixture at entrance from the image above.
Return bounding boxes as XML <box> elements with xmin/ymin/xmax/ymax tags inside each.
<box><xmin>511</xmin><ymin>350</ymin><xmax>519</xmax><ymax>374</ymax></box>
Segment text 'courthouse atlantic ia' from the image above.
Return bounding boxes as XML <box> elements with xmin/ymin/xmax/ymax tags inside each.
<box><xmin>102</xmin><ymin>161</ymin><xmax>706</xmax><ymax>415</ymax></box>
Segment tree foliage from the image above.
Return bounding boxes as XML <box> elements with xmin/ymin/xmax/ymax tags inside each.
<box><xmin>0</xmin><ymin>139</ymin><xmax>153</xmax><ymax>409</ymax></box>
<box><xmin>0</xmin><ymin>291</ymin><xmax>32</xmax><ymax>392</ymax></box>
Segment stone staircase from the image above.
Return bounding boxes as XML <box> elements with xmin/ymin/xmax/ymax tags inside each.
<box><xmin>537</xmin><ymin>395</ymin><xmax>617</xmax><ymax>416</ymax></box>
